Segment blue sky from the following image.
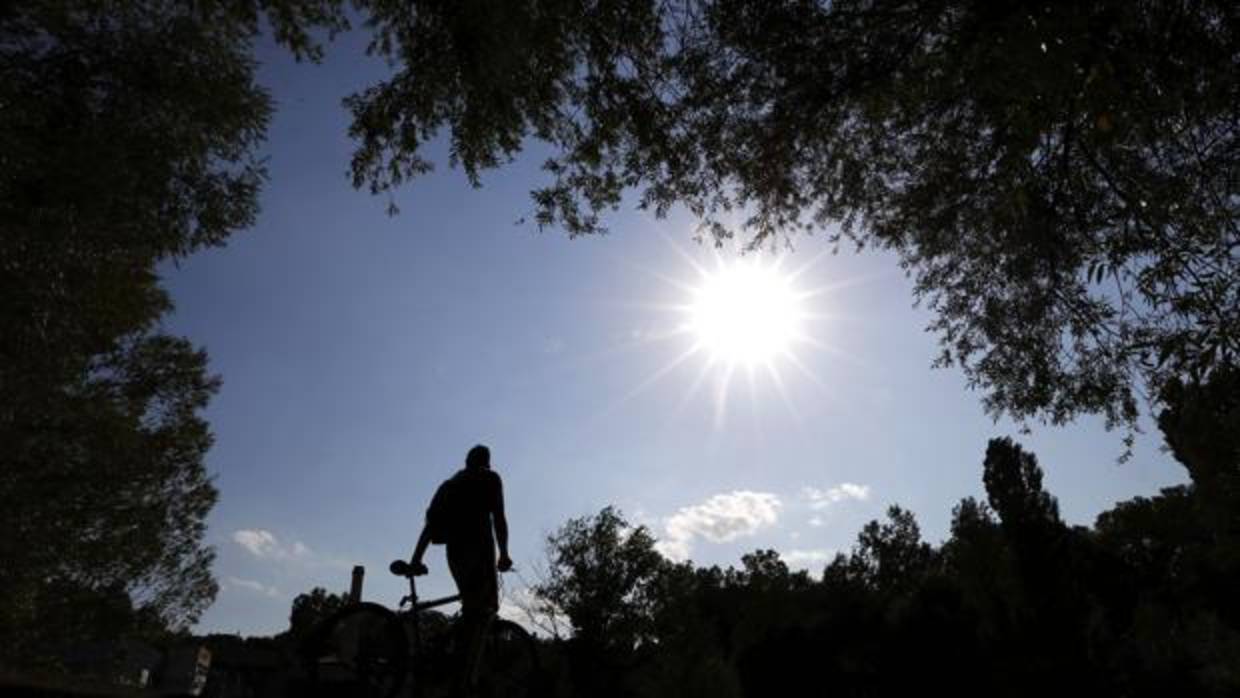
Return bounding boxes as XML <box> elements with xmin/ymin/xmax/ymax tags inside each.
<box><xmin>163</xmin><ymin>32</ymin><xmax>1187</xmax><ymax>636</ymax></box>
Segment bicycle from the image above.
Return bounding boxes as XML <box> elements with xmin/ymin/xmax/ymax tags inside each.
<box><xmin>300</xmin><ymin>560</ymin><xmax>539</xmax><ymax>698</ymax></box>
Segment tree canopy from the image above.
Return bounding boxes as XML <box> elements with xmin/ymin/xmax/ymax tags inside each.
<box><xmin>284</xmin><ymin>586</ymin><xmax>350</xmax><ymax>649</ymax></box>
<box><xmin>346</xmin><ymin>0</ymin><xmax>1240</xmax><ymax>428</ymax></box>
<box><xmin>0</xmin><ymin>0</ymin><xmax>346</xmax><ymax>669</ymax></box>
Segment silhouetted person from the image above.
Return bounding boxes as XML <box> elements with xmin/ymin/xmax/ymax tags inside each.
<box><xmin>409</xmin><ymin>444</ymin><xmax>512</xmax><ymax>696</ymax></box>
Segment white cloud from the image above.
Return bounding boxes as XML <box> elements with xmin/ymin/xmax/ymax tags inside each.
<box><xmin>227</xmin><ymin>576</ymin><xmax>279</xmax><ymax>598</ymax></box>
<box><xmin>801</xmin><ymin>483</ymin><xmax>871</xmax><ymax>510</ymax></box>
<box><xmin>233</xmin><ymin>529</ymin><xmax>278</xmax><ymax>557</ymax></box>
<box><xmin>232</xmin><ymin>529</ymin><xmax>315</xmax><ymax>562</ymax></box>
<box><xmin>780</xmin><ymin>549</ymin><xmax>836</xmax><ymax>571</ymax></box>
<box><xmin>656</xmin><ymin>491</ymin><xmax>781</xmax><ymax>562</ymax></box>
<box><xmin>656</xmin><ymin>539</ymin><xmax>693</xmax><ymax>563</ymax></box>
<box><xmin>808</xmin><ymin>515</ymin><xmax>826</xmax><ymax>527</ymax></box>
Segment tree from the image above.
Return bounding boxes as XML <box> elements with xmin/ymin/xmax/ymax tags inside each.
<box><xmin>1156</xmin><ymin>367</ymin><xmax>1240</xmax><ymax>519</ymax></box>
<box><xmin>726</xmin><ymin>549</ymin><xmax>811</xmax><ymax>592</ymax></box>
<box><xmin>1092</xmin><ymin>374</ymin><xmax>1240</xmax><ymax>695</ymax></box>
<box><xmin>531</xmin><ymin>507</ymin><xmax>670</xmax><ymax>697</ymax></box>
<box><xmin>285</xmin><ymin>587</ymin><xmax>350</xmax><ymax>648</ymax></box>
<box><xmin>827</xmin><ymin>505</ymin><xmax>935</xmax><ymax>597</ymax></box>
<box><xmin>534</xmin><ymin>507</ymin><xmax>666</xmax><ymax>653</ymax></box>
<box><xmin>0</xmin><ymin>335</ymin><xmax>221</xmax><ymax>668</ymax></box>
<box><xmin>345</xmin><ymin>0</ymin><xmax>1240</xmax><ymax>428</ymax></box>
<box><xmin>0</xmin><ymin>0</ymin><xmax>348</xmax><ymax>670</ymax></box>
<box><xmin>983</xmin><ymin>438</ymin><xmax>1062</xmax><ymax>537</ymax></box>
<box><xmin>980</xmin><ymin>438</ymin><xmax>1072</xmax><ymax>605</ymax></box>
<box><xmin>1100</xmin><ymin>369</ymin><xmax>1240</xmax><ymax>691</ymax></box>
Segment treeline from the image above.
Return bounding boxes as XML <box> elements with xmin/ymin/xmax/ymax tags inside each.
<box><xmin>522</xmin><ymin>371</ymin><xmax>1240</xmax><ymax>698</ymax></box>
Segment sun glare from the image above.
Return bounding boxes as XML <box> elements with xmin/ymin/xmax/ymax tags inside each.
<box><xmin>688</xmin><ymin>260</ymin><xmax>804</xmax><ymax>366</ymax></box>
<box><xmin>605</xmin><ymin>237</ymin><xmax>857</xmax><ymax>428</ymax></box>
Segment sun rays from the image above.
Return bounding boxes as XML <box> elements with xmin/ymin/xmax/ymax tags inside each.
<box><xmin>601</xmin><ymin>234</ymin><xmax>865</xmax><ymax>429</ymax></box>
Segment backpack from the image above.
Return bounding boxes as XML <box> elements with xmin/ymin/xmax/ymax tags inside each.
<box><xmin>425</xmin><ymin>474</ymin><xmax>462</xmax><ymax>545</ymax></box>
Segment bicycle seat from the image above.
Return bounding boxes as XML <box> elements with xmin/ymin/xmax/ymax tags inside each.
<box><xmin>389</xmin><ymin>559</ymin><xmax>413</xmax><ymax>577</ymax></box>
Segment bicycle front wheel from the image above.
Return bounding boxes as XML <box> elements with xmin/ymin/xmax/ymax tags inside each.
<box><xmin>480</xmin><ymin>619</ymin><xmax>540</xmax><ymax>698</ymax></box>
<box><xmin>302</xmin><ymin>602</ymin><xmax>409</xmax><ymax>698</ymax></box>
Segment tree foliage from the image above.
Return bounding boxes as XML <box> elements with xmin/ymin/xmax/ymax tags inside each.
<box><xmin>534</xmin><ymin>506</ymin><xmax>666</xmax><ymax>653</ymax></box>
<box><xmin>983</xmin><ymin>437</ymin><xmax>1062</xmax><ymax>534</ymax></box>
<box><xmin>825</xmin><ymin>505</ymin><xmax>935</xmax><ymax>597</ymax></box>
<box><xmin>346</xmin><ymin>0</ymin><xmax>1240</xmax><ymax>427</ymax></box>
<box><xmin>0</xmin><ymin>0</ymin><xmax>347</xmax><ymax>670</ymax></box>
<box><xmin>284</xmin><ymin>586</ymin><xmax>350</xmax><ymax>649</ymax></box>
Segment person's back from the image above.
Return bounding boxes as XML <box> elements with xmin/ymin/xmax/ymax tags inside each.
<box><xmin>409</xmin><ymin>444</ymin><xmax>511</xmax><ymax>696</ymax></box>
<box><xmin>440</xmin><ymin>466</ymin><xmax>503</xmax><ymax>551</ymax></box>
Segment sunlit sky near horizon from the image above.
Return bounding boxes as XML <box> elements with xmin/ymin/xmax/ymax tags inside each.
<box><xmin>163</xmin><ymin>31</ymin><xmax>1187</xmax><ymax>637</ymax></box>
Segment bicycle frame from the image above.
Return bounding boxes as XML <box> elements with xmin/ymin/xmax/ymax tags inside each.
<box><xmin>398</xmin><ymin>572</ymin><xmax>461</xmax><ymax>658</ymax></box>
<box><xmin>403</xmin><ymin>574</ymin><xmax>462</xmax><ymax>613</ymax></box>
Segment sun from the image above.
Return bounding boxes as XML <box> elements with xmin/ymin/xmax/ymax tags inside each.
<box><xmin>688</xmin><ymin>260</ymin><xmax>805</xmax><ymax>366</ymax></box>
<box><xmin>603</xmin><ymin>237</ymin><xmax>853</xmax><ymax>428</ymax></box>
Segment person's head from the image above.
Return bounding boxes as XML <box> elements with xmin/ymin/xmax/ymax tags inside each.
<box><xmin>465</xmin><ymin>444</ymin><xmax>491</xmax><ymax>470</ymax></box>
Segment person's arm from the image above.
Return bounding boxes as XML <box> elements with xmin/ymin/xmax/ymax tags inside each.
<box><xmin>493</xmin><ymin>476</ymin><xmax>512</xmax><ymax>571</ymax></box>
<box><xmin>409</xmin><ymin>525</ymin><xmax>431</xmax><ymax>575</ymax></box>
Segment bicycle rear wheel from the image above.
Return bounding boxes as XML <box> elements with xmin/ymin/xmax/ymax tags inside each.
<box><xmin>302</xmin><ymin>602</ymin><xmax>409</xmax><ymax>698</ymax></box>
<box><xmin>480</xmin><ymin>619</ymin><xmax>539</xmax><ymax>698</ymax></box>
